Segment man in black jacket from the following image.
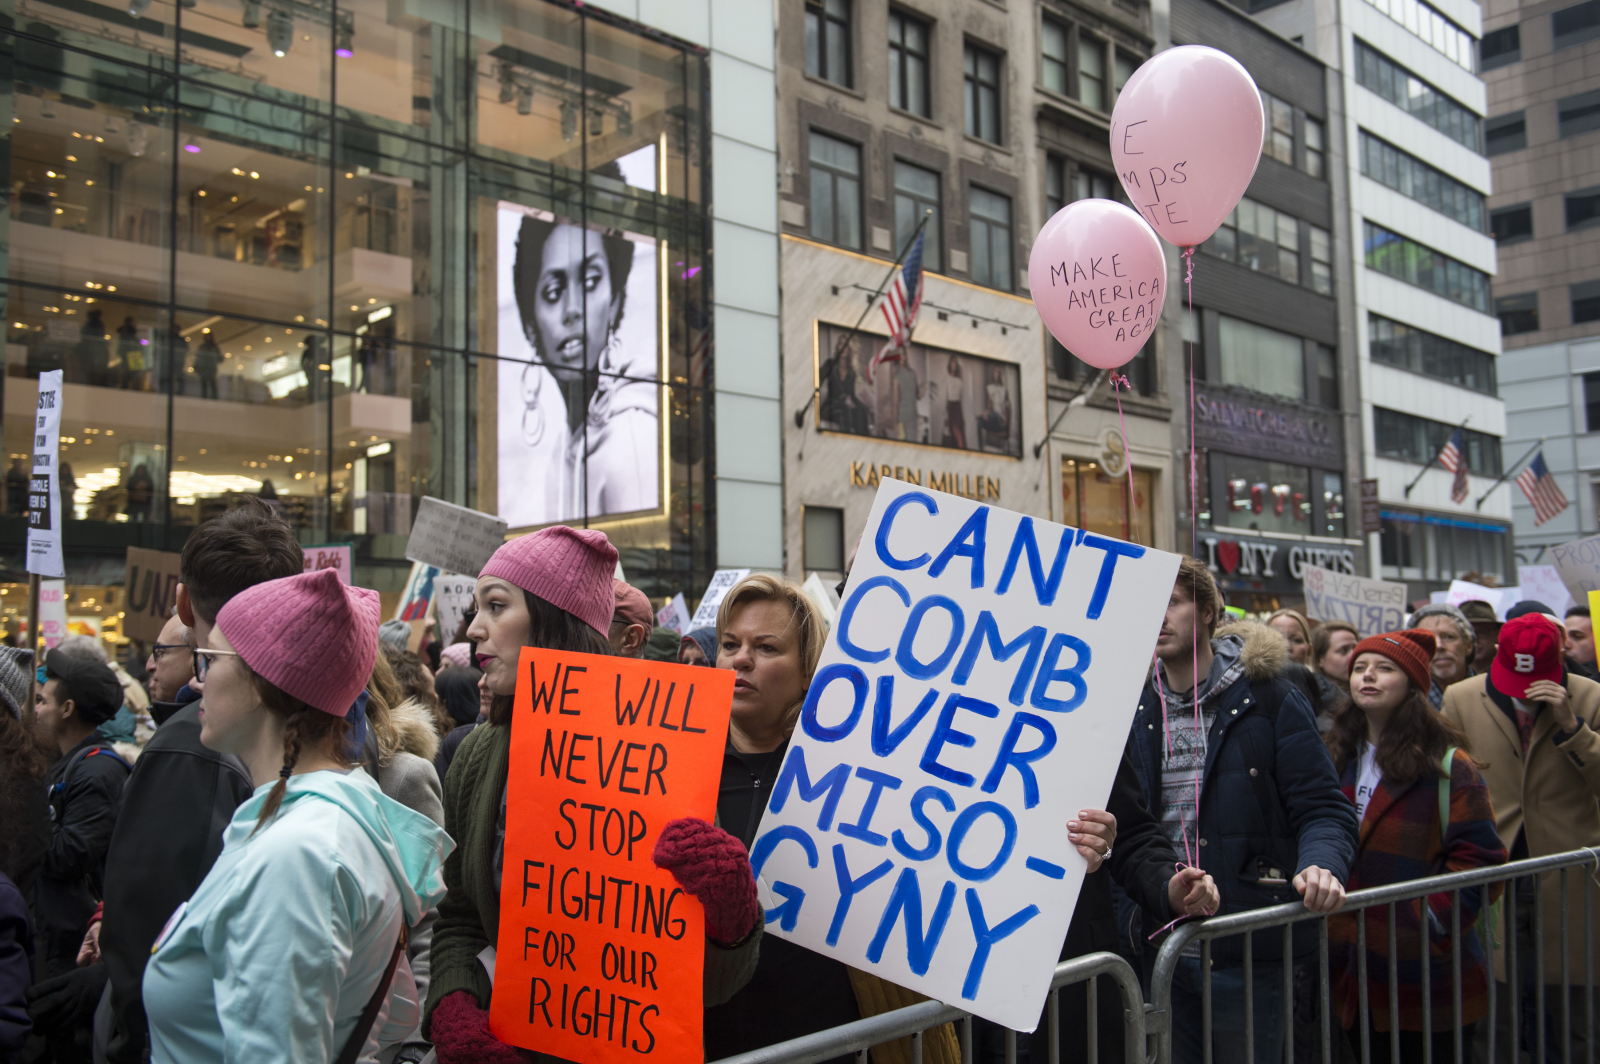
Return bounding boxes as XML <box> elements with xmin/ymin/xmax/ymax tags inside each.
<box><xmin>92</xmin><ymin>500</ymin><xmax>303</xmax><ymax>1062</ymax></box>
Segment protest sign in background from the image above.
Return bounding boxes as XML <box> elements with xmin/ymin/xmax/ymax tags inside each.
<box><xmin>688</xmin><ymin>569</ymin><xmax>750</xmax><ymax>630</ymax></box>
<box><xmin>1518</xmin><ymin>566</ymin><xmax>1574</xmax><ymax>616</ymax></box>
<box><xmin>405</xmin><ymin>496</ymin><xmax>508</xmax><ymax>577</ymax></box>
<box><xmin>26</xmin><ymin>370</ymin><xmax>64</xmax><ymax>579</ymax></box>
<box><xmin>655</xmin><ymin>593</ymin><xmax>690</xmax><ymax>635</ymax></box>
<box><xmin>490</xmin><ymin>649</ymin><xmax>734</xmax><ymax>1064</ymax></box>
<box><xmin>434</xmin><ymin>574</ymin><xmax>477</xmax><ymax>644</ymax></box>
<box><xmin>1551</xmin><ymin>534</ymin><xmax>1600</xmax><ymax>604</ymax></box>
<box><xmin>38</xmin><ymin>579</ymin><xmax>66</xmax><ymax>648</ymax></box>
<box><xmin>395</xmin><ymin>562</ymin><xmax>440</xmax><ymax>623</ymax></box>
<box><xmin>123</xmin><ymin>548</ymin><xmax>183</xmax><ymax>642</ymax></box>
<box><xmin>1302</xmin><ymin>566</ymin><xmax>1407</xmax><ymax>636</ymax></box>
<box><xmin>1445</xmin><ymin>581</ymin><xmax>1522</xmax><ymax>621</ymax></box>
<box><xmin>302</xmin><ymin>543</ymin><xmax>354</xmax><ymax>585</ymax></box>
<box><xmin>751</xmin><ymin>479</ymin><xmax>1179</xmax><ymax>1030</ymax></box>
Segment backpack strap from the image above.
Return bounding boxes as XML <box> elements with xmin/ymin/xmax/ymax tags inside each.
<box><xmin>1438</xmin><ymin>746</ymin><xmax>1457</xmax><ymax>844</ymax></box>
<box><xmin>334</xmin><ymin>923</ymin><xmax>407</xmax><ymax>1064</ymax></box>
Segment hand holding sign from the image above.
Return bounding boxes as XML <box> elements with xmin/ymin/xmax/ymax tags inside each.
<box><xmin>1028</xmin><ymin>199</ymin><xmax>1166</xmax><ymax>369</ymax></box>
<box><xmin>1111</xmin><ymin>46</ymin><xmax>1264</xmax><ymax>247</ymax></box>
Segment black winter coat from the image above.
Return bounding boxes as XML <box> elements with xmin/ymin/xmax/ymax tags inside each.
<box><xmin>0</xmin><ymin>871</ymin><xmax>30</xmax><ymax>1064</ymax></box>
<box><xmin>39</xmin><ymin>736</ymin><xmax>128</xmax><ymax>980</ymax></box>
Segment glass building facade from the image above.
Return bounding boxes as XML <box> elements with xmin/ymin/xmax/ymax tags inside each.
<box><xmin>2</xmin><ymin>0</ymin><xmax>718</xmax><ymax>635</ymax></box>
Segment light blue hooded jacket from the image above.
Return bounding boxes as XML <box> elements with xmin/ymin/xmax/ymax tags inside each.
<box><xmin>144</xmin><ymin>768</ymin><xmax>453</xmax><ymax>1064</ymax></box>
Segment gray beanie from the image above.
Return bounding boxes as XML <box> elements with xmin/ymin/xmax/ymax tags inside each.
<box><xmin>378</xmin><ymin>619</ymin><xmax>412</xmax><ymax>654</ymax></box>
<box><xmin>1407</xmin><ymin>602</ymin><xmax>1474</xmax><ymax>648</ymax></box>
<box><xmin>0</xmin><ymin>646</ymin><xmax>32</xmax><ymax>718</ymax></box>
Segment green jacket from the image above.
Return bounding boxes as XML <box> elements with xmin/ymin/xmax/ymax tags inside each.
<box><xmin>423</xmin><ymin>723</ymin><xmax>761</xmax><ymax>1034</ymax></box>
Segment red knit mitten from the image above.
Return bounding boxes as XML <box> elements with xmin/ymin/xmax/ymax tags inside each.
<box><xmin>652</xmin><ymin>817</ymin><xmax>761</xmax><ymax>946</ymax></box>
<box><xmin>430</xmin><ymin>991</ymin><xmax>525</xmax><ymax>1064</ymax></box>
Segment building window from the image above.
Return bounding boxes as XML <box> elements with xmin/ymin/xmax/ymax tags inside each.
<box><xmin>965</xmin><ymin>44</ymin><xmax>1002</xmax><ymax>143</ymax></box>
<box><xmin>1374</xmin><ymin>408</ymin><xmax>1502</xmax><ymax>476</ymax></box>
<box><xmin>1363</xmin><ymin>222</ymin><xmax>1492</xmax><ymax>312</ymax></box>
<box><xmin>968</xmin><ymin>186</ymin><xmax>1013</xmax><ymax>290</ymax></box>
<box><xmin>1568</xmin><ymin>186</ymin><xmax>1600</xmax><ymax>231</ymax></box>
<box><xmin>1380</xmin><ymin>510</ymin><xmax>1509</xmax><ymax>583</ymax></box>
<box><xmin>1481</xmin><ymin>24</ymin><xmax>1521</xmax><ymax>68</ymax></box>
<box><xmin>1359</xmin><ymin>130</ymin><xmax>1487</xmax><ymax>231</ymax></box>
<box><xmin>1304</xmin><ymin>117</ymin><xmax>1325</xmax><ymax>178</ymax></box>
<box><xmin>1045</xmin><ymin>155</ymin><xmax>1065</xmax><ymax>217</ymax></box>
<box><xmin>1316</xmin><ymin>345</ymin><xmax>1339</xmax><ymax>408</ymax></box>
<box><xmin>1321</xmin><ymin>471</ymin><xmax>1347</xmax><ymax>538</ymax></box>
<box><xmin>1075</xmin><ymin>167</ymin><xmax>1114</xmax><ymax>201</ymax></box>
<box><xmin>1218</xmin><ymin>315</ymin><xmax>1306</xmax><ymax>401</ymax></box>
<box><xmin>1115</xmin><ymin>51</ymin><xmax>1139</xmax><ymax>98</ymax></box>
<box><xmin>1355</xmin><ymin>40</ymin><xmax>1482</xmax><ymax>153</ymax></box>
<box><xmin>1262</xmin><ymin>91</ymin><xmax>1295</xmax><ymax>165</ymax></box>
<box><xmin>894</xmin><ymin>160</ymin><xmax>942</xmax><ymax>270</ymax></box>
<box><xmin>1368</xmin><ymin>313</ymin><xmax>1497</xmax><ymax>394</ymax></box>
<box><xmin>1585</xmin><ymin>372</ymin><xmax>1600</xmax><ymax>432</ymax></box>
<box><xmin>1496</xmin><ymin>292</ymin><xmax>1540</xmax><ymax>335</ymax></box>
<box><xmin>1220</xmin><ymin>454</ymin><xmax>1314</xmax><ymax>533</ymax></box>
<box><xmin>1491</xmin><ymin>203</ymin><xmax>1533</xmax><ymax>244</ymax></box>
<box><xmin>809</xmin><ymin>131</ymin><xmax>862</xmax><ymax>249</ymax></box>
<box><xmin>1041</xmin><ymin>20</ymin><xmax>1068</xmax><ymax>95</ymax></box>
<box><xmin>1486</xmin><ymin>112</ymin><xmax>1528</xmax><ymax>154</ymax></box>
<box><xmin>1553</xmin><ymin>1</ymin><xmax>1600</xmax><ymax>49</ymax></box>
<box><xmin>1202</xmin><ymin>197</ymin><xmax>1301</xmax><ymax>287</ymax></box>
<box><xmin>1310</xmin><ymin>225</ymin><xmax>1333</xmax><ymax>295</ymax></box>
<box><xmin>1360</xmin><ymin>0</ymin><xmax>1478</xmax><ymax>71</ymax></box>
<box><xmin>803</xmin><ymin>506</ymin><xmax>845</xmax><ymax>571</ymax></box>
<box><xmin>889</xmin><ymin>11</ymin><xmax>931</xmax><ymax>117</ymax></box>
<box><xmin>1079</xmin><ymin>35</ymin><xmax>1107</xmax><ymax>111</ymax></box>
<box><xmin>1559</xmin><ymin>90</ymin><xmax>1600</xmax><ymax>138</ymax></box>
<box><xmin>806</xmin><ymin>0</ymin><xmax>853</xmax><ymax>87</ymax></box>
<box><xmin>1063</xmin><ymin>459</ymin><xmax>1154</xmax><ymax>545</ymax></box>
<box><xmin>1575</xmin><ymin>280</ymin><xmax>1600</xmax><ymax>324</ymax></box>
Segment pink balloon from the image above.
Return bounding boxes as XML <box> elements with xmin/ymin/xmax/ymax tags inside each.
<box><xmin>1110</xmin><ymin>45</ymin><xmax>1264</xmax><ymax>247</ymax></box>
<box><xmin>1028</xmin><ymin>199</ymin><xmax>1167</xmax><ymax>371</ymax></box>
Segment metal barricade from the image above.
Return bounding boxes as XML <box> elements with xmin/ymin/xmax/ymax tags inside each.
<box><xmin>1145</xmin><ymin>847</ymin><xmax>1600</xmax><ymax>1064</ymax></box>
<box><xmin>709</xmin><ymin>952</ymin><xmax>1148</xmax><ymax>1064</ymax></box>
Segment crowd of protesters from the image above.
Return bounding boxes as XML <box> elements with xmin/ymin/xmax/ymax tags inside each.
<box><xmin>2</xmin><ymin>499</ymin><xmax>1598</xmax><ymax>1064</ymax></box>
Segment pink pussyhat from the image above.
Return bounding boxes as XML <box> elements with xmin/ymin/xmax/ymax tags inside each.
<box><xmin>479</xmin><ymin>525</ymin><xmax>618</xmax><ymax>636</ymax></box>
<box><xmin>216</xmin><ymin>568</ymin><xmax>381</xmax><ymax>716</ymax></box>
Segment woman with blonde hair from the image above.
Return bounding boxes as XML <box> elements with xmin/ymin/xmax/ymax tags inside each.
<box><xmin>1267</xmin><ymin>609</ymin><xmax>1313</xmax><ymax>665</ymax></box>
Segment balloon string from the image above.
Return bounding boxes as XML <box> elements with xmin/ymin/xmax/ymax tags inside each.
<box><xmin>1110</xmin><ymin>373</ymin><xmax>1139</xmax><ymax>545</ymax></box>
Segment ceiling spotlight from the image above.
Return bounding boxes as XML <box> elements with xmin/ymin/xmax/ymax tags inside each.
<box><xmin>560</xmin><ymin>100</ymin><xmax>577</xmax><ymax>143</ymax></box>
<box><xmin>241</xmin><ymin>0</ymin><xmax>261</xmax><ymax>28</ymax></box>
<box><xmin>183</xmin><ymin>138</ymin><xmax>201</xmax><ymax>153</ymax></box>
<box><xmin>588</xmin><ymin>108</ymin><xmax>604</xmax><ymax>137</ymax></box>
<box><xmin>127</xmin><ymin>0</ymin><xmax>152</xmax><ymax>16</ymax></box>
<box><xmin>334</xmin><ymin>11</ymin><xmax>353</xmax><ymax>58</ymax></box>
<box><xmin>516</xmin><ymin>83</ymin><xmax>533</xmax><ymax>116</ymax></box>
<box><xmin>266</xmin><ymin>9</ymin><xmax>293</xmax><ymax>56</ymax></box>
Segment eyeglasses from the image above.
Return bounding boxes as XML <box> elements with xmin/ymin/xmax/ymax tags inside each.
<box><xmin>191</xmin><ymin>647</ymin><xmax>241</xmax><ymax>682</ymax></box>
<box><xmin>150</xmin><ymin>642</ymin><xmax>189</xmax><ymax>662</ymax></box>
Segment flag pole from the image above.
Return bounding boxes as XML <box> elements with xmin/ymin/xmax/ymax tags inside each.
<box><xmin>1474</xmin><ymin>436</ymin><xmax>1546</xmax><ymax>511</ymax></box>
<box><xmin>1402</xmin><ymin>416</ymin><xmax>1470</xmax><ymax>498</ymax></box>
<box><xmin>793</xmin><ymin>209</ymin><xmax>933</xmax><ymax>430</ymax></box>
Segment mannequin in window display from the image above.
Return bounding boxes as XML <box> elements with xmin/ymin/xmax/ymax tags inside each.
<box><xmin>941</xmin><ymin>356</ymin><xmax>967</xmax><ymax>448</ymax></box>
<box><xmin>511</xmin><ymin>181</ymin><xmax>657</xmax><ymax>520</ymax></box>
<box><xmin>193</xmin><ymin>334</ymin><xmax>221</xmax><ymax>400</ymax></box>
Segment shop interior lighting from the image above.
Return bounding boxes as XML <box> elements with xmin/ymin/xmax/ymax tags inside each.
<box><xmin>334</xmin><ymin>12</ymin><xmax>354</xmax><ymax>58</ymax></box>
<box><xmin>127</xmin><ymin>0</ymin><xmax>152</xmax><ymax>16</ymax></box>
<box><xmin>241</xmin><ymin>0</ymin><xmax>262</xmax><ymax>28</ymax></box>
<box><xmin>127</xmin><ymin>124</ymin><xmax>149</xmax><ymax>157</ymax></box>
<box><xmin>183</xmin><ymin>138</ymin><xmax>201</xmax><ymax>153</ymax></box>
<box><xmin>267</xmin><ymin>9</ymin><xmax>294</xmax><ymax>57</ymax></box>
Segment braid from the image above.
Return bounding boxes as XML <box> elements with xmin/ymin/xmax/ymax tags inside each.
<box><xmin>249</xmin><ymin>697</ymin><xmax>347</xmax><ymax>836</ymax></box>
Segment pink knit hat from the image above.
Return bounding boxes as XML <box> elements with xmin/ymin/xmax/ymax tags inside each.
<box><xmin>479</xmin><ymin>525</ymin><xmax>618</xmax><ymax>635</ymax></box>
<box><xmin>215</xmin><ymin>568</ymin><xmax>381</xmax><ymax>717</ymax></box>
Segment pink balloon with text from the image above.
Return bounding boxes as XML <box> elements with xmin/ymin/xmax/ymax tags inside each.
<box><xmin>1027</xmin><ymin>198</ymin><xmax>1166</xmax><ymax>370</ymax></box>
<box><xmin>1110</xmin><ymin>45</ymin><xmax>1264</xmax><ymax>247</ymax></box>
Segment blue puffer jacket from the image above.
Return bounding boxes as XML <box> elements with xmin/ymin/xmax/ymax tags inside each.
<box><xmin>1118</xmin><ymin>622</ymin><xmax>1358</xmax><ymax>966</ymax></box>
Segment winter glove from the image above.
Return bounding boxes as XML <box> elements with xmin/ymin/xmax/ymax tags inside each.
<box><xmin>652</xmin><ymin>817</ymin><xmax>761</xmax><ymax>946</ymax></box>
<box><xmin>429</xmin><ymin>990</ymin><xmax>524</xmax><ymax>1064</ymax></box>
<box><xmin>25</xmin><ymin>961</ymin><xmax>107</xmax><ymax>1034</ymax></box>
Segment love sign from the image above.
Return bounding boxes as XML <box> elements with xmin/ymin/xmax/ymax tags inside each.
<box><xmin>750</xmin><ymin>479</ymin><xmax>1179</xmax><ymax>1030</ymax></box>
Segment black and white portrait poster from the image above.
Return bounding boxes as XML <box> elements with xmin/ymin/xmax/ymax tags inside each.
<box><xmin>495</xmin><ymin>198</ymin><xmax>660</xmax><ymax>528</ymax></box>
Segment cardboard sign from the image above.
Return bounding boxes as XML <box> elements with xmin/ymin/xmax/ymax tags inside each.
<box><xmin>405</xmin><ymin>496</ymin><xmax>508</xmax><ymax>578</ymax></box>
<box><xmin>1302</xmin><ymin>566</ymin><xmax>1407</xmax><ymax>636</ymax></box>
<box><xmin>26</xmin><ymin>370</ymin><xmax>64</xmax><ymax>578</ymax></box>
<box><xmin>435</xmin><ymin>573</ymin><xmax>477</xmax><ymax>644</ymax></box>
<box><xmin>1519</xmin><ymin>566</ymin><xmax>1574</xmax><ymax>616</ymax></box>
<box><xmin>688</xmin><ymin>570</ymin><xmax>750</xmax><ymax>630</ymax></box>
<box><xmin>655</xmin><ymin>593</ymin><xmax>690</xmax><ymax>635</ymax></box>
<box><xmin>490</xmin><ymin>649</ymin><xmax>734</xmax><ymax>1064</ymax></box>
<box><xmin>1551</xmin><ymin>534</ymin><xmax>1600</xmax><ymax>604</ymax></box>
<box><xmin>751</xmin><ymin>479</ymin><xmax>1179</xmax><ymax>1030</ymax></box>
<box><xmin>801</xmin><ymin>572</ymin><xmax>841</xmax><ymax>633</ymax></box>
<box><xmin>124</xmin><ymin>548</ymin><xmax>183</xmax><ymax>642</ymax></box>
<box><xmin>302</xmin><ymin>543</ymin><xmax>354</xmax><ymax>585</ymax></box>
<box><xmin>39</xmin><ymin>579</ymin><xmax>66</xmax><ymax>649</ymax></box>
<box><xmin>395</xmin><ymin>562</ymin><xmax>440</xmax><ymax>623</ymax></box>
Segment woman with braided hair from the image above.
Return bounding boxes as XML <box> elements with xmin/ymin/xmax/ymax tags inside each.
<box><xmin>142</xmin><ymin>569</ymin><xmax>452</xmax><ymax>1064</ymax></box>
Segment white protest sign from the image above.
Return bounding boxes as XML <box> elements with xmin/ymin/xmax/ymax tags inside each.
<box><xmin>689</xmin><ymin>568</ymin><xmax>751</xmax><ymax>629</ymax></box>
<box><xmin>1518</xmin><ymin>566</ymin><xmax>1574</xmax><ymax>616</ymax></box>
<box><xmin>1550</xmin><ymin>534</ymin><xmax>1600</xmax><ymax>604</ymax></box>
<box><xmin>405</xmin><ymin>497</ymin><xmax>507</xmax><ymax>577</ymax></box>
<box><xmin>435</xmin><ymin>573</ymin><xmax>477</xmax><ymax>643</ymax></box>
<box><xmin>802</xmin><ymin>571</ymin><xmax>842</xmax><ymax>632</ymax></box>
<box><xmin>1302</xmin><ymin>566</ymin><xmax>1407</xmax><ymax>637</ymax></box>
<box><xmin>1446</xmin><ymin>581</ymin><xmax>1518</xmax><ymax>621</ymax></box>
<box><xmin>26</xmin><ymin>370</ymin><xmax>64</xmax><ymax>578</ymax></box>
<box><xmin>751</xmin><ymin>479</ymin><xmax>1179</xmax><ymax>1030</ymax></box>
<box><xmin>656</xmin><ymin>592</ymin><xmax>690</xmax><ymax>634</ymax></box>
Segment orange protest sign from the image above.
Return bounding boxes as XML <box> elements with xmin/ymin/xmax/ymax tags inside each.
<box><xmin>490</xmin><ymin>647</ymin><xmax>734</xmax><ymax>1064</ymax></box>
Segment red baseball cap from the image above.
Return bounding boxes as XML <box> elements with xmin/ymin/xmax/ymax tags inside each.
<box><xmin>1490</xmin><ymin>613</ymin><xmax>1565</xmax><ymax>698</ymax></box>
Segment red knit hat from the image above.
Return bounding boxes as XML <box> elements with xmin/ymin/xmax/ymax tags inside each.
<box><xmin>1349</xmin><ymin>628</ymin><xmax>1437</xmax><ymax>692</ymax></box>
<box><xmin>216</xmin><ymin>568</ymin><xmax>381</xmax><ymax>717</ymax></box>
<box><xmin>1490</xmin><ymin>613</ymin><xmax>1564</xmax><ymax>698</ymax></box>
<box><xmin>479</xmin><ymin>525</ymin><xmax>618</xmax><ymax>636</ymax></box>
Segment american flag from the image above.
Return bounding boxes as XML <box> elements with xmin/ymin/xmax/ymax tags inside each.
<box><xmin>868</xmin><ymin>229</ymin><xmax>925</xmax><ymax>383</ymax></box>
<box><xmin>1517</xmin><ymin>450</ymin><xmax>1570</xmax><ymax>526</ymax></box>
<box><xmin>1437</xmin><ymin>427</ymin><xmax>1470</xmax><ymax>504</ymax></box>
